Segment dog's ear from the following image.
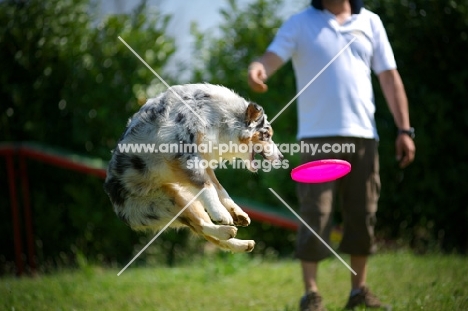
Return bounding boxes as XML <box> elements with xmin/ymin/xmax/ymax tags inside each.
<box><xmin>245</xmin><ymin>102</ymin><xmax>264</xmax><ymax>127</ymax></box>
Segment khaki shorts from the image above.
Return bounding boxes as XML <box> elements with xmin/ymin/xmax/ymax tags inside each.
<box><xmin>295</xmin><ymin>137</ymin><xmax>380</xmax><ymax>262</ymax></box>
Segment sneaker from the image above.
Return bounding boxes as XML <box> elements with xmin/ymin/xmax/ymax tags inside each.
<box><xmin>344</xmin><ymin>286</ymin><xmax>385</xmax><ymax>310</ymax></box>
<box><xmin>300</xmin><ymin>292</ymin><xmax>326</xmax><ymax>311</ymax></box>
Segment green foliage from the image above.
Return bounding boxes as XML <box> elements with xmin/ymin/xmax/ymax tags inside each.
<box><xmin>366</xmin><ymin>0</ymin><xmax>468</xmax><ymax>253</ymax></box>
<box><xmin>0</xmin><ymin>0</ymin><xmax>178</xmax><ymax>271</ymax></box>
<box><xmin>0</xmin><ymin>0</ymin><xmax>175</xmax><ymax>155</ymax></box>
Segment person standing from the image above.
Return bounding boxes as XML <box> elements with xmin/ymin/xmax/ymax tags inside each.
<box><xmin>247</xmin><ymin>0</ymin><xmax>415</xmax><ymax>310</ymax></box>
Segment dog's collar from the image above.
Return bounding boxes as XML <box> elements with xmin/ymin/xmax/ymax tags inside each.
<box><xmin>311</xmin><ymin>0</ymin><xmax>363</xmax><ymax>14</ymax></box>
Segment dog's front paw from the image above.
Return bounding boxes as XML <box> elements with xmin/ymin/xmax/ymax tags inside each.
<box><xmin>211</xmin><ymin>210</ymin><xmax>234</xmax><ymax>226</ymax></box>
<box><xmin>221</xmin><ymin>199</ymin><xmax>251</xmax><ymax>227</ymax></box>
<box><xmin>216</xmin><ymin>225</ymin><xmax>238</xmax><ymax>240</ymax></box>
<box><xmin>226</xmin><ymin>239</ymin><xmax>255</xmax><ymax>253</ymax></box>
<box><xmin>233</xmin><ymin>212</ymin><xmax>251</xmax><ymax>227</ymax></box>
<box><xmin>245</xmin><ymin>240</ymin><xmax>255</xmax><ymax>252</ymax></box>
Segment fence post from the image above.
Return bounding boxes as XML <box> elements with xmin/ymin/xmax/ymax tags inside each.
<box><xmin>6</xmin><ymin>153</ymin><xmax>24</xmax><ymax>276</ymax></box>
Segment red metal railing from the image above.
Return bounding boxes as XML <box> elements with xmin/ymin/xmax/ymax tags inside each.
<box><xmin>0</xmin><ymin>142</ymin><xmax>108</xmax><ymax>276</ymax></box>
<box><xmin>1</xmin><ymin>142</ymin><xmax>297</xmax><ymax>276</ymax></box>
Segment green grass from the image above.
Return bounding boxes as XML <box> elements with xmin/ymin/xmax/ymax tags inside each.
<box><xmin>1</xmin><ymin>252</ymin><xmax>467</xmax><ymax>311</ymax></box>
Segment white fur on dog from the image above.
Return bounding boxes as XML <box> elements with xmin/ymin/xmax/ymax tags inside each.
<box><xmin>104</xmin><ymin>84</ymin><xmax>283</xmax><ymax>252</ymax></box>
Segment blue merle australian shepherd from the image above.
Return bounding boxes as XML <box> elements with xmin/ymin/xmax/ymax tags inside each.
<box><xmin>104</xmin><ymin>84</ymin><xmax>283</xmax><ymax>252</ymax></box>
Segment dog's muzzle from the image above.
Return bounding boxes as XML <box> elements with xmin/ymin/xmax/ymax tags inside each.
<box><xmin>260</xmin><ymin>143</ymin><xmax>284</xmax><ymax>162</ymax></box>
<box><xmin>246</xmin><ymin>142</ymin><xmax>284</xmax><ymax>172</ymax></box>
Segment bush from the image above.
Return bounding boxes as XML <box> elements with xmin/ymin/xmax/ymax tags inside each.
<box><xmin>367</xmin><ymin>0</ymin><xmax>468</xmax><ymax>253</ymax></box>
<box><xmin>0</xmin><ymin>0</ymin><xmax>179</xmax><ymax>272</ymax></box>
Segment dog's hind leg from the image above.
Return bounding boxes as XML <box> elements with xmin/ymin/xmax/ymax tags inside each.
<box><xmin>163</xmin><ymin>184</ymin><xmax>237</xmax><ymax>241</ymax></box>
<box><xmin>205</xmin><ymin>167</ymin><xmax>251</xmax><ymax>227</ymax></box>
<box><xmin>168</xmin><ymin>157</ymin><xmax>234</xmax><ymax>225</ymax></box>
<box><xmin>180</xmin><ymin>204</ymin><xmax>237</xmax><ymax>241</ymax></box>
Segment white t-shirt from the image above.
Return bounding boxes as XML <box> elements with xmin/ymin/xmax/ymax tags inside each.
<box><xmin>267</xmin><ymin>7</ymin><xmax>396</xmax><ymax>140</ymax></box>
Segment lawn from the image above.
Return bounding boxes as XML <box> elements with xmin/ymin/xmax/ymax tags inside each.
<box><xmin>1</xmin><ymin>251</ymin><xmax>467</xmax><ymax>311</ymax></box>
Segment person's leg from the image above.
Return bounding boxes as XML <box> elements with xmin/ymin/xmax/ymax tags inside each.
<box><xmin>296</xmin><ymin>187</ymin><xmax>334</xmax><ymax>295</ymax></box>
<box><xmin>302</xmin><ymin>260</ymin><xmax>319</xmax><ymax>293</ymax></box>
<box><xmin>347</xmin><ymin>254</ymin><xmax>383</xmax><ymax>309</ymax></box>
<box><xmin>350</xmin><ymin>255</ymin><xmax>367</xmax><ymax>290</ymax></box>
<box><xmin>300</xmin><ymin>260</ymin><xmax>326</xmax><ymax>311</ymax></box>
<box><xmin>296</xmin><ymin>138</ymin><xmax>339</xmax><ymax>311</ymax></box>
<box><xmin>296</xmin><ymin>139</ymin><xmax>337</xmax><ymax>293</ymax></box>
<box><xmin>339</xmin><ymin>138</ymin><xmax>383</xmax><ymax>308</ymax></box>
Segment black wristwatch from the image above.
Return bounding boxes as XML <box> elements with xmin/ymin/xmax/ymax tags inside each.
<box><xmin>398</xmin><ymin>127</ymin><xmax>415</xmax><ymax>139</ymax></box>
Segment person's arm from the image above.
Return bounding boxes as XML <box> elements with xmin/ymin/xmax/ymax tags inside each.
<box><xmin>378</xmin><ymin>69</ymin><xmax>415</xmax><ymax>168</ymax></box>
<box><xmin>248</xmin><ymin>51</ymin><xmax>284</xmax><ymax>93</ymax></box>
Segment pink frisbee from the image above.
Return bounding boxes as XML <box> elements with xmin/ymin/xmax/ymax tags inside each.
<box><xmin>291</xmin><ymin>159</ymin><xmax>351</xmax><ymax>183</ymax></box>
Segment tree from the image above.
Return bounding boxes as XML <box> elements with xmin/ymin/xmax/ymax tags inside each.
<box><xmin>0</xmin><ymin>0</ymin><xmax>178</xmax><ymax>271</ymax></box>
<box><xmin>367</xmin><ymin>0</ymin><xmax>468</xmax><ymax>253</ymax></box>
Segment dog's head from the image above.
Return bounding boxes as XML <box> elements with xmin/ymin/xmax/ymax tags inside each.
<box><xmin>238</xmin><ymin>102</ymin><xmax>283</xmax><ymax>172</ymax></box>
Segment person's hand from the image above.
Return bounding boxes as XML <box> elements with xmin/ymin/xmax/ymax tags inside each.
<box><xmin>248</xmin><ymin>62</ymin><xmax>268</xmax><ymax>93</ymax></box>
<box><xmin>396</xmin><ymin>134</ymin><xmax>415</xmax><ymax>168</ymax></box>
